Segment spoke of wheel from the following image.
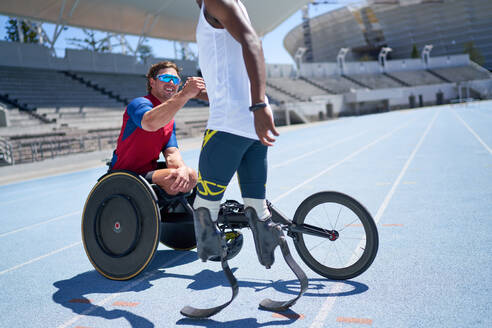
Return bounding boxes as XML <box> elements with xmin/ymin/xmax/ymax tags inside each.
<box><xmin>307</xmin><ymin>236</ymin><xmax>330</xmax><ymax>253</ymax></box>
<box><xmin>338</xmin><ymin>217</ymin><xmax>362</xmax><ymax>233</ymax></box>
<box><xmin>334</xmin><ymin>205</ymin><xmax>342</xmax><ymax>230</ymax></box>
<box><xmin>338</xmin><ymin>236</ymin><xmax>363</xmax><ymax>265</ymax></box>
<box><xmin>340</xmin><ymin>236</ymin><xmax>366</xmax><ymax>240</ymax></box>
<box><xmin>321</xmin><ymin>203</ymin><xmax>335</xmax><ymax>230</ymax></box>
<box><xmin>333</xmin><ymin>242</ymin><xmax>344</xmax><ymax>268</ymax></box>
<box><xmin>321</xmin><ymin>242</ymin><xmax>333</xmax><ymax>266</ymax></box>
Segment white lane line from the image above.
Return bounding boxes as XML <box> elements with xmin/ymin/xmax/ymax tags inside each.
<box><xmin>453</xmin><ymin>110</ymin><xmax>492</xmax><ymax>155</ymax></box>
<box><xmin>0</xmin><ymin>183</ymin><xmax>86</xmax><ymax>206</ymax></box>
<box><xmin>309</xmin><ymin>110</ymin><xmax>440</xmax><ymax>328</ymax></box>
<box><xmin>0</xmin><ymin>241</ymin><xmax>82</xmax><ymax>276</ymax></box>
<box><xmin>57</xmin><ymin>252</ymin><xmax>188</xmax><ymax>328</ymax></box>
<box><xmin>272</xmin><ymin>119</ymin><xmax>415</xmax><ymax>203</ymax></box>
<box><xmin>0</xmin><ymin>211</ymin><xmax>81</xmax><ymax>238</ymax></box>
<box><xmin>373</xmin><ymin>110</ymin><xmax>439</xmax><ymax>222</ymax></box>
<box><xmin>272</xmin><ymin>131</ymin><xmax>367</xmax><ymax>169</ymax></box>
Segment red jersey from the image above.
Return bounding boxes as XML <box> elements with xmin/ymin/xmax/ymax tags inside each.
<box><xmin>110</xmin><ymin>94</ymin><xmax>177</xmax><ymax>174</ymax></box>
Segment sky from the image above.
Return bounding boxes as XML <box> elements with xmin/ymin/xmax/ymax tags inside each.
<box><xmin>0</xmin><ymin>2</ymin><xmax>353</xmax><ymax>65</ymax></box>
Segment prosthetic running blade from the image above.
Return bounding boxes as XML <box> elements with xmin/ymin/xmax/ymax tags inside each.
<box><xmin>180</xmin><ymin>258</ymin><xmax>239</xmax><ymax>318</ymax></box>
<box><xmin>245</xmin><ymin>207</ymin><xmax>308</xmax><ymax>312</ymax></box>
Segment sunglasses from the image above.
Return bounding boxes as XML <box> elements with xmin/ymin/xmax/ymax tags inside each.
<box><xmin>156</xmin><ymin>74</ymin><xmax>180</xmax><ymax>85</ymax></box>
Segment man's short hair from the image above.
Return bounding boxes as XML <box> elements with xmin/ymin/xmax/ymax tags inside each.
<box><xmin>146</xmin><ymin>61</ymin><xmax>181</xmax><ymax>93</ymax></box>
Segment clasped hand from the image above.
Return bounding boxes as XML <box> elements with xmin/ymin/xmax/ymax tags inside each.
<box><xmin>164</xmin><ymin>166</ymin><xmax>197</xmax><ymax>194</ymax></box>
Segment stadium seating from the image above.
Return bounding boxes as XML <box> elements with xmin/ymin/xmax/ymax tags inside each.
<box><xmin>0</xmin><ymin>66</ymin><xmax>122</xmax><ymax>109</ymax></box>
<box><xmin>386</xmin><ymin>70</ymin><xmax>444</xmax><ymax>86</ymax></box>
<box><xmin>266</xmin><ymin>83</ymin><xmax>302</xmax><ymax>103</ymax></box>
<box><xmin>267</xmin><ymin>78</ymin><xmax>329</xmax><ymax>101</ymax></box>
<box><xmin>348</xmin><ymin>74</ymin><xmax>403</xmax><ymax>89</ymax></box>
<box><xmin>70</xmin><ymin>71</ymin><xmax>208</xmax><ymax>107</ymax></box>
<box><xmin>430</xmin><ymin>65</ymin><xmax>491</xmax><ymax>82</ymax></box>
<box><xmin>71</xmin><ymin>71</ymin><xmax>147</xmax><ymax>103</ymax></box>
<box><xmin>308</xmin><ymin>76</ymin><xmax>364</xmax><ymax>94</ymax></box>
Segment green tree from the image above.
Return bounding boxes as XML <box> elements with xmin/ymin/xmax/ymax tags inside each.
<box><xmin>411</xmin><ymin>44</ymin><xmax>419</xmax><ymax>58</ymax></box>
<box><xmin>67</xmin><ymin>29</ymin><xmax>110</xmax><ymax>52</ymax></box>
<box><xmin>4</xmin><ymin>18</ymin><xmax>39</xmax><ymax>43</ymax></box>
<box><xmin>463</xmin><ymin>41</ymin><xmax>485</xmax><ymax>66</ymax></box>
<box><xmin>136</xmin><ymin>44</ymin><xmax>153</xmax><ymax>63</ymax></box>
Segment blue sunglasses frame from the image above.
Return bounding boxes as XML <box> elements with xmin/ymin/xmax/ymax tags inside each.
<box><xmin>156</xmin><ymin>74</ymin><xmax>181</xmax><ymax>85</ymax></box>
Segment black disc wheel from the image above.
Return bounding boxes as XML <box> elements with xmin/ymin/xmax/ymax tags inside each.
<box><xmin>293</xmin><ymin>191</ymin><xmax>378</xmax><ymax>280</ymax></box>
<box><xmin>82</xmin><ymin>171</ymin><xmax>161</xmax><ymax>280</ymax></box>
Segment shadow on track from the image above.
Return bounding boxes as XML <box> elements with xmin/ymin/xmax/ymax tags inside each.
<box><xmin>176</xmin><ymin>313</ymin><xmax>302</xmax><ymax>327</ymax></box>
<box><xmin>53</xmin><ymin>248</ymin><xmax>369</xmax><ymax>328</ymax></box>
<box><xmin>52</xmin><ymin>249</ymin><xmax>196</xmax><ymax>328</ymax></box>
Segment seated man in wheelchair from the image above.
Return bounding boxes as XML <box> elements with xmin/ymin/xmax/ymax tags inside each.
<box><xmin>109</xmin><ymin>61</ymin><xmax>206</xmax><ymax>194</ymax></box>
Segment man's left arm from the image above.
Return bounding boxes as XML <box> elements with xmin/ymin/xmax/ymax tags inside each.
<box><xmin>164</xmin><ymin>147</ymin><xmax>198</xmax><ymax>193</ymax></box>
<box><xmin>163</xmin><ymin>146</ymin><xmax>185</xmax><ymax>169</ymax></box>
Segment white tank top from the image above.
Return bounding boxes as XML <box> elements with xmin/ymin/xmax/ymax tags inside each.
<box><xmin>196</xmin><ymin>1</ymin><xmax>259</xmax><ymax>140</ymax></box>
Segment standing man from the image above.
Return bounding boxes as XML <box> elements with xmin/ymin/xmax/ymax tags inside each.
<box><xmin>110</xmin><ymin>61</ymin><xmax>204</xmax><ymax>195</ymax></box>
<box><xmin>181</xmin><ymin>0</ymin><xmax>307</xmax><ymax>319</ymax></box>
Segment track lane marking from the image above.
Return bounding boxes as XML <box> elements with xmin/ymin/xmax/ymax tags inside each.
<box><xmin>57</xmin><ymin>252</ymin><xmax>188</xmax><ymax>328</ymax></box>
<box><xmin>0</xmin><ymin>211</ymin><xmax>81</xmax><ymax>238</ymax></box>
<box><xmin>0</xmin><ymin>241</ymin><xmax>82</xmax><ymax>276</ymax></box>
<box><xmin>272</xmin><ymin>131</ymin><xmax>367</xmax><ymax>169</ymax></box>
<box><xmin>272</xmin><ymin>119</ymin><xmax>416</xmax><ymax>203</ymax></box>
<box><xmin>337</xmin><ymin>317</ymin><xmax>373</xmax><ymax>325</ymax></box>
<box><xmin>453</xmin><ymin>110</ymin><xmax>492</xmax><ymax>155</ymax></box>
<box><xmin>309</xmin><ymin>110</ymin><xmax>439</xmax><ymax>328</ymax></box>
<box><xmin>0</xmin><ymin>183</ymin><xmax>87</xmax><ymax>206</ymax></box>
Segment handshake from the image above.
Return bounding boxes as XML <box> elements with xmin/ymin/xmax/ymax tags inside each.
<box><xmin>180</xmin><ymin>77</ymin><xmax>207</xmax><ymax>100</ymax></box>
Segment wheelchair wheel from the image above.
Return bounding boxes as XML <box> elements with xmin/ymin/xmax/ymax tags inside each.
<box><xmin>82</xmin><ymin>171</ymin><xmax>161</xmax><ymax>280</ymax></box>
<box><xmin>293</xmin><ymin>191</ymin><xmax>378</xmax><ymax>280</ymax></box>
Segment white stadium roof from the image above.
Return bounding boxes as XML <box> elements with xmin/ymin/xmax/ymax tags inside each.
<box><xmin>0</xmin><ymin>0</ymin><xmax>311</xmax><ymax>42</ymax></box>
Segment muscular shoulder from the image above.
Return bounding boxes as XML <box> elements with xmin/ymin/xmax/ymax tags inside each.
<box><xmin>126</xmin><ymin>97</ymin><xmax>153</xmax><ymax>128</ymax></box>
<box><xmin>128</xmin><ymin>97</ymin><xmax>152</xmax><ymax>110</ymax></box>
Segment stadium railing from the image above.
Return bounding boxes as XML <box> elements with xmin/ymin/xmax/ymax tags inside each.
<box><xmin>0</xmin><ymin>137</ymin><xmax>14</xmax><ymax>165</ymax></box>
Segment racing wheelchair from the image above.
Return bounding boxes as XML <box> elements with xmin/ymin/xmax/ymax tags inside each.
<box><xmin>82</xmin><ymin>169</ymin><xmax>378</xmax><ymax>316</ymax></box>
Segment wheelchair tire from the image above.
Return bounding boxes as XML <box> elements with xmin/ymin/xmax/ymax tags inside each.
<box><xmin>82</xmin><ymin>171</ymin><xmax>161</xmax><ymax>280</ymax></box>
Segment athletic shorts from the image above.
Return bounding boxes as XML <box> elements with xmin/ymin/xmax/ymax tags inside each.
<box><xmin>197</xmin><ymin>129</ymin><xmax>267</xmax><ymax>201</ymax></box>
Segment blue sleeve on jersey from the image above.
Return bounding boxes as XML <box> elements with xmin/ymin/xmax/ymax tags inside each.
<box><xmin>164</xmin><ymin>122</ymin><xmax>179</xmax><ymax>149</ymax></box>
<box><xmin>127</xmin><ymin>97</ymin><xmax>153</xmax><ymax>128</ymax></box>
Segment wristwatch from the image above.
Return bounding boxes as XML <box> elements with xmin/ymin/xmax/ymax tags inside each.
<box><xmin>249</xmin><ymin>102</ymin><xmax>268</xmax><ymax>112</ymax></box>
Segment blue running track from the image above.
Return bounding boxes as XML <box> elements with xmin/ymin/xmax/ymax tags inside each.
<box><xmin>0</xmin><ymin>102</ymin><xmax>491</xmax><ymax>328</ymax></box>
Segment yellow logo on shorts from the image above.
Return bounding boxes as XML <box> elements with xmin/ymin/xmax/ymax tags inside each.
<box><xmin>201</xmin><ymin>130</ymin><xmax>218</xmax><ymax>150</ymax></box>
<box><xmin>196</xmin><ymin>171</ymin><xmax>226</xmax><ymax>197</ymax></box>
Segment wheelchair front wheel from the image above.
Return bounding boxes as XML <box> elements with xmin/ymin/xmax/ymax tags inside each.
<box><xmin>293</xmin><ymin>191</ymin><xmax>378</xmax><ymax>280</ymax></box>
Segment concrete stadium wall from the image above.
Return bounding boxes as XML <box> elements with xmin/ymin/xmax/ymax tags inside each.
<box><xmin>0</xmin><ymin>41</ymin><xmax>55</xmax><ymax>69</ymax></box>
<box><xmin>299</xmin><ymin>54</ymin><xmax>473</xmax><ymax>77</ymax></box>
<box><xmin>299</xmin><ymin>63</ymin><xmax>339</xmax><ymax>78</ymax></box>
<box><xmin>344</xmin><ymin>61</ymin><xmax>382</xmax><ymax>75</ymax></box>
<box><xmin>384</xmin><ymin>58</ymin><xmax>424</xmax><ymax>72</ymax></box>
<box><xmin>311</xmin><ymin>94</ymin><xmax>345</xmax><ymax>116</ymax></box>
<box><xmin>427</xmin><ymin>55</ymin><xmax>470</xmax><ymax>70</ymax></box>
<box><xmin>388</xmin><ymin>84</ymin><xmax>457</xmax><ymax>107</ymax></box>
<box><xmin>344</xmin><ymin>83</ymin><xmax>457</xmax><ymax>108</ymax></box>
<box><xmin>466</xmin><ymin>79</ymin><xmax>492</xmax><ymax>99</ymax></box>
<box><xmin>0</xmin><ymin>41</ymin><xmax>198</xmax><ymax>76</ymax></box>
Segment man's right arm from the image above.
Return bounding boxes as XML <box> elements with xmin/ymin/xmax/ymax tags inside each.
<box><xmin>141</xmin><ymin>77</ymin><xmax>206</xmax><ymax>131</ymax></box>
